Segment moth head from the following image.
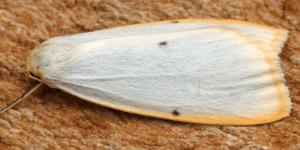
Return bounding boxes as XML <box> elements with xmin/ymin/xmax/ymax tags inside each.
<box><xmin>26</xmin><ymin>47</ymin><xmax>45</xmax><ymax>82</ymax></box>
<box><xmin>26</xmin><ymin>43</ymin><xmax>58</xmax><ymax>83</ymax></box>
<box><xmin>26</xmin><ymin>38</ymin><xmax>73</xmax><ymax>87</ymax></box>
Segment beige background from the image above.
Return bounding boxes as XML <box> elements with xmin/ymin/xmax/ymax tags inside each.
<box><xmin>0</xmin><ymin>0</ymin><xmax>300</xmax><ymax>149</ymax></box>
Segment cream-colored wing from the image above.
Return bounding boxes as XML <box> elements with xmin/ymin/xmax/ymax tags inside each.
<box><xmin>31</xmin><ymin>27</ymin><xmax>290</xmax><ymax>125</ymax></box>
<box><xmin>40</xmin><ymin>19</ymin><xmax>287</xmax><ymax>57</ymax></box>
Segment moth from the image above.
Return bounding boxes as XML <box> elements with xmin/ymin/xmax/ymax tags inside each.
<box><xmin>1</xmin><ymin>19</ymin><xmax>291</xmax><ymax>125</ymax></box>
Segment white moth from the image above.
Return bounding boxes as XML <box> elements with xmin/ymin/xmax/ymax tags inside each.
<box><xmin>1</xmin><ymin>19</ymin><xmax>291</xmax><ymax>125</ymax></box>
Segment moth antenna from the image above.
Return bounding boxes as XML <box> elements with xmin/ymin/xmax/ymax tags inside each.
<box><xmin>28</xmin><ymin>74</ymin><xmax>43</xmax><ymax>83</ymax></box>
<box><xmin>0</xmin><ymin>82</ymin><xmax>43</xmax><ymax>114</ymax></box>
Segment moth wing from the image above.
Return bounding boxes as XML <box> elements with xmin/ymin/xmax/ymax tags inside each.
<box><xmin>44</xmin><ymin>27</ymin><xmax>290</xmax><ymax>125</ymax></box>
<box><xmin>42</xmin><ymin>19</ymin><xmax>287</xmax><ymax>55</ymax></box>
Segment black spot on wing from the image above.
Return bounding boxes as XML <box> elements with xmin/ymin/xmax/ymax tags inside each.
<box><xmin>172</xmin><ymin>110</ymin><xmax>180</xmax><ymax>116</ymax></box>
<box><xmin>171</xmin><ymin>21</ymin><xmax>179</xmax><ymax>23</ymax></box>
<box><xmin>159</xmin><ymin>41</ymin><xmax>167</xmax><ymax>46</ymax></box>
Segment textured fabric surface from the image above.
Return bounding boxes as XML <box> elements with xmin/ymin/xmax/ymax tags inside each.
<box><xmin>0</xmin><ymin>0</ymin><xmax>300</xmax><ymax>149</ymax></box>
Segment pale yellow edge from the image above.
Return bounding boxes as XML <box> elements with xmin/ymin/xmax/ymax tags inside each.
<box><xmin>104</xmin><ymin>19</ymin><xmax>286</xmax><ymax>33</ymax></box>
